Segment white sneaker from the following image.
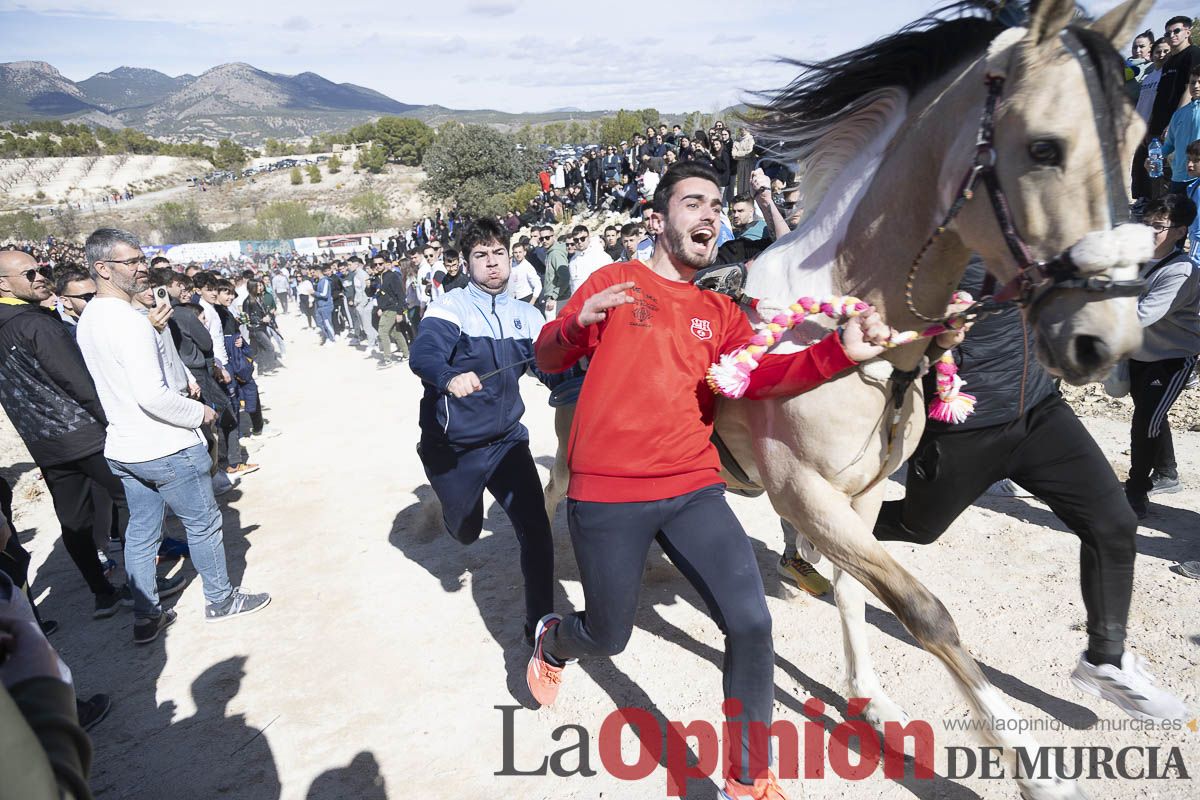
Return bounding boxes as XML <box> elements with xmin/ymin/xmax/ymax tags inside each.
<box><xmin>986</xmin><ymin>478</ymin><xmax>1033</xmax><ymax>498</ymax></box>
<box><xmin>1070</xmin><ymin>651</ymin><xmax>1190</xmax><ymax>721</ymax></box>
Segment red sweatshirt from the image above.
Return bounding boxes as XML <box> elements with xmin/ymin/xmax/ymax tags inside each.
<box><xmin>535</xmin><ymin>262</ymin><xmax>858</xmax><ymax>503</ymax></box>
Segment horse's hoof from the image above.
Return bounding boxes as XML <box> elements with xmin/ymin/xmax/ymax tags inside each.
<box><xmin>862</xmin><ymin>698</ymin><xmax>915</xmax><ymax>756</ymax></box>
<box><xmin>1018</xmin><ymin>777</ymin><xmax>1089</xmax><ymax>800</ymax></box>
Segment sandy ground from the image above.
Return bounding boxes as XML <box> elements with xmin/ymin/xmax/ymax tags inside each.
<box><xmin>2</xmin><ymin>312</ymin><xmax>1198</xmax><ymax>800</ymax></box>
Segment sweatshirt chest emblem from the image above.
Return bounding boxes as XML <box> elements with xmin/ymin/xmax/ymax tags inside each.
<box><xmin>513</xmin><ymin>317</ymin><xmax>523</xmax><ymax>330</ymax></box>
<box><xmin>690</xmin><ymin>318</ymin><xmax>713</xmax><ymax>340</ymax></box>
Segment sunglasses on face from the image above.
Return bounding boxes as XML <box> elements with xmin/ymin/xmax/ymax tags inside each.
<box><xmin>2</xmin><ymin>266</ymin><xmax>54</xmax><ymax>282</ymax></box>
<box><xmin>64</xmin><ymin>291</ymin><xmax>97</xmax><ymax>302</ymax></box>
<box><xmin>570</xmin><ymin>237</ymin><xmax>588</xmax><ymax>245</ymax></box>
<box><xmin>1167</xmin><ymin>27</ymin><xmax>1187</xmax><ymax>36</ymax></box>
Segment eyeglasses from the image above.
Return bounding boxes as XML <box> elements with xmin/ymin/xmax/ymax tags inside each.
<box><xmin>1148</xmin><ymin>223</ymin><xmax>1178</xmax><ymax>233</ymax></box>
<box><xmin>64</xmin><ymin>291</ymin><xmax>96</xmax><ymax>302</ymax></box>
<box><xmin>102</xmin><ymin>255</ymin><xmax>148</xmax><ymax>267</ymax></box>
<box><xmin>1167</xmin><ymin>27</ymin><xmax>1187</xmax><ymax>36</ymax></box>
<box><xmin>1</xmin><ymin>266</ymin><xmax>53</xmax><ymax>282</ymax></box>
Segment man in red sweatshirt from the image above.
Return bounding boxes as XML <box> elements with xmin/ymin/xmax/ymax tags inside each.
<box><xmin>528</xmin><ymin>163</ymin><xmax>892</xmax><ymax>799</ymax></box>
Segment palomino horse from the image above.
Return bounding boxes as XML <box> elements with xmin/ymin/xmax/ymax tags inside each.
<box><xmin>544</xmin><ymin>1</ymin><xmax>1154</xmax><ymax>797</ymax></box>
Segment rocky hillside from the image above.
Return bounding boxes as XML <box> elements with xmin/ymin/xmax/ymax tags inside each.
<box><xmin>0</xmin><ymin>60</ymin><xmax>610</xmax><ymax>142</ymax></box>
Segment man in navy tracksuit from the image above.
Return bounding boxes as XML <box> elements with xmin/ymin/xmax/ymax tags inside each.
<box><xmin>409</xmin><ymin>218</ymin><xmax>554</xmax><ymax>645</ymax></box>
<box><xmin>313</xmin><ymin>263</ymin><xmax>336</xmax><ymax>344</ymax></box>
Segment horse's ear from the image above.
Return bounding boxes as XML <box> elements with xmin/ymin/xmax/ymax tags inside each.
<box><xmin>1026</xmin><ymin>0</ymin><xmax>1078</xmax><ymax>46</ymax></box>
<box><xmin>1086</xmin><ymin>0</ymin><xmax>1155</xmax><ymax>51</ymax></box>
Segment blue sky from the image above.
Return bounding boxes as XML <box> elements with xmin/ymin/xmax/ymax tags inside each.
<box><xmin>0</xmin><ymin>1</ymin><xmax>1192</xmax><ymax>113</ymax></box>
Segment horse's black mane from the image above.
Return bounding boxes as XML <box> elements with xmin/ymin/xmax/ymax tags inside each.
<box><xmin>750</xmin><ymin>2</ymin><xmax>1130</xmax><ymax>160</ymax></box>
<box><xmin>750</xmin><ymin>2</ymin><xmax>1008</xmax><ymax>154</ymax></box>
<box><xmin>1069</xmin><ymin>24</ymin><xmax>1135</xmax><ymax>144</ymax></box>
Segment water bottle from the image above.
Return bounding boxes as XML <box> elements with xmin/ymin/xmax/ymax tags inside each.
<box><xmin>1148</xmin><ymin>138</ymin><xmax>1163</xmax><ymax>179</ymax></box>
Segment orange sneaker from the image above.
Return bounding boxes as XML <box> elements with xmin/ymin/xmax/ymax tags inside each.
<box><xmin>720</xmin><ymin>770</ymin><xmax>788</xmax><ymax>800</ymax></box>
<box><xmin>526</xmin><ymin>613</ymin><xmax>567</xmax><ymax>706</ymax></box>
<box><xmin>225</xmin><ymin>463</ymin><xmax>260</xmax><ymax>477</ymax></box>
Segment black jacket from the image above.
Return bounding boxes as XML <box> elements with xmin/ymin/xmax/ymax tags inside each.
<box><xmin>376</xmin><ymin>268</ymin><xmax>407</xmax><ymax>312</ymax></box>
<box><xmin>0</xmin><ymin>301</ymin><xmax>107</xmax><ymax>466</ymax></box>
<box><xmin>925</xmin><ymin>258</ymin><xmax>1057</xmax><ymax>432</ymax></box>
<box><xmin>169</xmin><ymin>299</ymin><xmax>213</xmax><ymax>372</ymax></box>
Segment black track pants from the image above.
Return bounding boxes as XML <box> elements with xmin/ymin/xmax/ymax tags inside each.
<box><xmin>875</xmin><ymin>394</ymin><xmax>1136</xmax><ymax>661</ymax></box>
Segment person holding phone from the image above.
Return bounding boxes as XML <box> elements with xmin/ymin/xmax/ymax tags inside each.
<box><xmin>78</xmin><ymin>228</ymin><xmax>270</xmax><ymax>640</ymax></box>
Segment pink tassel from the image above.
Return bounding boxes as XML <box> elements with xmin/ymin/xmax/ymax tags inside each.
<box><xmin>929</xmin><ymin>392</ymin><xmax>976</xmax><ymax>424</ymax></box>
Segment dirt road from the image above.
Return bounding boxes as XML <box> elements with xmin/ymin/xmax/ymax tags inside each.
<box><xmin>3</xmin><ymin>312</ymin><xmax>1196</xmax><ymax>799</ymax></box>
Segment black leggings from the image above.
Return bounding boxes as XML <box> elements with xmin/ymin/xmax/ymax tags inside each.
<box><xmin>41</xmin><ymin>452</ymin><xmax>127</xmax><ymax>597</ymax></box>
<box><xmin>1128</xmin><ymin>356</ymin><xmax>1195</xmax><ymax>493</ymax></box>
<box><xmin>546</xmin><ymin>484</ymin><xmax>774</xmax><ymax>781</ymax></box>
<box><xmin>875</xmin><ymin>393</ymin><xmax>1135</xmax><ymax>663</ymax></box>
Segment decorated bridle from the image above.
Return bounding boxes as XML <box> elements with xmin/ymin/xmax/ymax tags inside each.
<box><xmin>903</xmin><ymin>28</ymin><xmax>1146</xmax><ymax>326</ymax></box>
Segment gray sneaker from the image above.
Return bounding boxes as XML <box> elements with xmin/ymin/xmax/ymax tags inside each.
<box><xmin>205</xmin><ymin>589</ymin><xmax>271</xmax><ymax>622</ymax></box>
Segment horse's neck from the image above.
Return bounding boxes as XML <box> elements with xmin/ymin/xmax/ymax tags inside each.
<box><xmin>833</xmin><ymin>61</ymin><xmax>985</xmax><ymax>370</ymax></box>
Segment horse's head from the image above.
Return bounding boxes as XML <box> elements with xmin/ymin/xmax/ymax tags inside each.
<box><xmin>955</xmin><ymin>0</ymin><xmax>1154</xmax><ymax>384</ymax></box>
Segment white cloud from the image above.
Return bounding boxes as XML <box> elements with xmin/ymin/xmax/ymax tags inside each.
<box><xmin>6</xmin><ymin>0</ymin><xmax>1191</xmax><ymax>112</ymax></box>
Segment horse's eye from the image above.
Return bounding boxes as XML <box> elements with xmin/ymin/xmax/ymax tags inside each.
<box><xmin>1028</xmin><ymin>139</ymin><xmax>1063</xmax><ymax>166</ymax></box>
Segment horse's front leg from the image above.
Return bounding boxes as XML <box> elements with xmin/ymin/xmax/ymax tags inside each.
<box><xmin>774</xmin><ymin>476</ymin><xmax>1086</xmax><ymax>800</ymax></box>
<box><xmin>789</xmin><ymin>486</ymin><xmax>911</xmax><ymax>734</ymax></box>
<box><xmin>543</xmin><ymin>404</ymin><xmax>573</xmax><ymax>524</ymax></box>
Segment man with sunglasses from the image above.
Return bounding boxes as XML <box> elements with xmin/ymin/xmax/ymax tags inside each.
<box><xmin>0</xmin><ymin>248</ymin><xmax>138</xmax><ymax>619</ymax></box>
<box><xmin>539</xmin><ymin>227</ymin><xmax>571</xmax><ymax>316</ymax></box>
<box><xmin>565</xmin><ymin>225</ymin><xmax>607</xmax><ymax>295</ymax></box>
<box><xmin>54</xmin><ymin>267</ymin><xmax>96</xmax><ymax>330</ymax></box>
<box><xmin>1140</xmin><ymin>17</ymin><xmax>1200</xmax><ymax>200</ymax></box>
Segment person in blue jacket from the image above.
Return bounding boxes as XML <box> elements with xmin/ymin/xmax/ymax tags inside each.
<box><xmin>409</xmin><ymin>218</ymin><xmax>554</xmax><ymax>646</ymax></box>
<box><xmin>313</xmin><ymin>263</ymin><xmax>337</xmax><ymax>344</ymax></box>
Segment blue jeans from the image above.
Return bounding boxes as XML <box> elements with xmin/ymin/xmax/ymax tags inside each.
<box><xmin>108</xmin><ymin>443</ymin><xmax>233</xmax><ymax>617</ymax></box>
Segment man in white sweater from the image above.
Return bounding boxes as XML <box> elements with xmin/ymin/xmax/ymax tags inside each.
<box><xmin>77</xmin><ymin>229</ymin><xmax>270</xmax><ymax>644</ymax></box>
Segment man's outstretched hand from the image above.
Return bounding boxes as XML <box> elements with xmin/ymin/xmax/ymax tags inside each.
<box><xmin>578</xmin><ymin>282</ymin><xmax>636</xmax><ymax>327</ymax></box>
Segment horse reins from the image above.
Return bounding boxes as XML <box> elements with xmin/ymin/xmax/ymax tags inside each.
<box><xmin>903</xmin><ymin>30</ymin><xmax>1145</xmax><ymax>327</ymax></box>
<box><xmin>856</xmin><ymin>30</ymin><xmax>1148</xmax><ymax>497</ymax></box>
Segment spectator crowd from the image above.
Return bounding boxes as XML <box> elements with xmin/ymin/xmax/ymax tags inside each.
<box><xmin>3</xmin><ymin>17</ymin><xmax>1200</xmax><ymax>795</ymax></box>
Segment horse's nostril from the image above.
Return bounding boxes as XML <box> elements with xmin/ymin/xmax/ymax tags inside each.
<box><xmin>1074</xmin><ymin>334</ymin><xmax>1110</xmax><ymax>372</ymax></box>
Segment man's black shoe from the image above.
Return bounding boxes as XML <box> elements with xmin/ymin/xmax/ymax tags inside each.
<box><xmin>1148</xmin><ymin>473</ymin><xmax>1182</xmax><ymax>496</ymax></box>
<box><xmin>40</xmin><ymin>619</ymin><xmax>59</xmax><ymax>636</ymax></box>
<box><xmin>133</xmin><ymin>609</ymin><xmax>176</xmax><ymax>645</ymax></box>
<box><xmin>93</xmin><ymin>586</ymin><xmax>129</xmax><ymax>619</ymax></box>
<box><xmin>1126</xmin><ymin>491</ymin><xmax>1149</xmax><ymax>520</ymax></box>
<box><xmin>157</xmin><ymin>573</ymin><xmax>187</xmax><ymax>600</ymax></box>
<box><xmin>77</xmin><ymin>694</ymin><xmax>112</xmax><ymax>731</ymax></box>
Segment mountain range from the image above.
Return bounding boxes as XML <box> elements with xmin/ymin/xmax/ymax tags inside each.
<box><xmin>0</xmin><ymin>61</ymin><xmax>609</xmax><ymax>141</ymax></box>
